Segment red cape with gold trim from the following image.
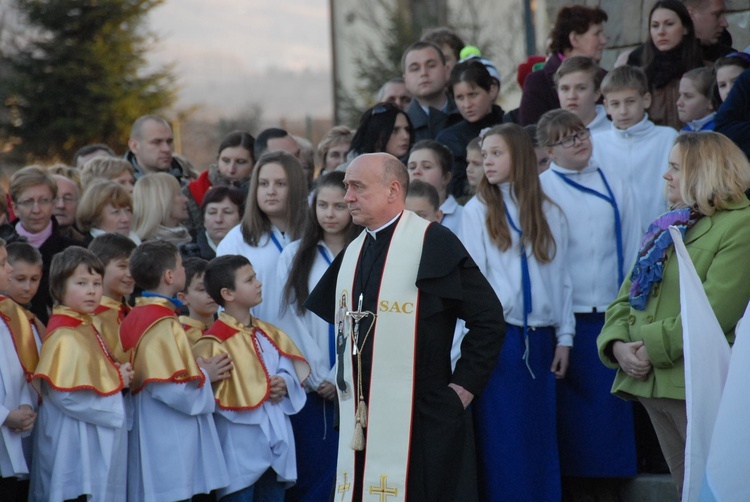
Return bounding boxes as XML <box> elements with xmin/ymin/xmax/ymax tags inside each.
<box><xmin>0</xmin><ymin>296</ymin><xmax>40</xmax><ymax>380</ymax></box>
<box><xmin>193</xmin><ymin>312</ymin><xmax>310</xmax><ymax>410</ymax></box>
<box><xmin>121</xmin><ymin>296</ymin><xmax>205</xmax><ymax>394</ymax></box>
<box><xmin>33</xmin><ymin>306</ymin><xmax>123</xmax><ymax>397</ymax></box>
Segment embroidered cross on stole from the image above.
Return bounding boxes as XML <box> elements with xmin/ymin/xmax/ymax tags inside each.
<box><xmin>334</xmin><ymin>210</ymin><xmax>428</xmax><ymax>501</ymax></box>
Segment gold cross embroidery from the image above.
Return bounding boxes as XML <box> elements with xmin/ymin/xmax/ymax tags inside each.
<box><xmin>369</xmin><ymin>474</ymin><xmax>398</xmax><ymax>501</ymax></box>
<box><xmin>337</xmin><ymin>472</ymin><xmax>351</xmax><ymax>501</ymax></box>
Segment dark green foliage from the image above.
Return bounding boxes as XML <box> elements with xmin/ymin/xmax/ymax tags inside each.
<box><xmin>1</xmin><ymin>0</ymin><xmax>176</xmax><ymax>162</ymax></box>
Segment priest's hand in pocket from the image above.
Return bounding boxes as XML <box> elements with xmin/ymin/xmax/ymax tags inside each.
<box><xmin>197</xmin><ymin>353</ymin><xmax>234</xmax><ymax>382</ymax></box>
<box><xmin>317</xmin><ymin>381</ymin><xmax>337</xmax><ymax>401</ymax></box>
<box><xmin>118</xmin><ymin>362</ymin><xmax>135</xmax><ymax>388</ymax></box>
<box><xmin>269</xmin><ymin>375</ymin><xmax>288</xmax><ymax>403</ymax></box>
<box><xmin>448</xmin><ymin>383</ymin><xmax>474</xmax><ymax>409</ymax></box>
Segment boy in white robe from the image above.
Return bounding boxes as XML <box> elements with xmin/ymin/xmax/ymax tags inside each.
<box><xmin>194</xmin><ymin>254</ymin><xmax>309</xmax><ymax>501</ymax></box>
<box><xmin>30</xmin><ymin>247</ymin><xmax>133</xmax><ymax>502</ymax></box>
<box><xmin>121</xmin><ymin>240</ymin><xmax>231</xmax><ymax>502</ymax></box>
<box><xmin>0</xmin><ymin>239</ymin><xmax>38</xmax><ymax>501</ymax></box>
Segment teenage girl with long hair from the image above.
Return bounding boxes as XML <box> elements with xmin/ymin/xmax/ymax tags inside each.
<box><xmin>275</xmin><ymin>171</ymin><xmax>359</xmax><ymax>501</ymax></box>
<box><xmin>216</xmin><ymin>150</ymin><xmax>307</xmax><ymax>323</ymax></box>
<box><xmin>459</xmin><ymin>123</ymin><xmax>574</xmax><ymax>502</ymax></box>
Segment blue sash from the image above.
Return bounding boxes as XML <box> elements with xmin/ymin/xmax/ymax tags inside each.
<box><xmin>270</xmin><ymin>232</ymin><xmax>284</xmax><ymax>253</ymax></box>
<box><xmin>553</xmin><ymin>169</ymin><xmax>624</xmax><ymax>284</ymax></box>
<box><xmin>504</xmin><ymin>201</ymin><xmax>535</xmax><ymax>378</ymax></box>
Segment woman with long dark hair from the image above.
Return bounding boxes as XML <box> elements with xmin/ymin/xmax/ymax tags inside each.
<box><xmin>348</xmin><ymin>102</ymin><xmax>413</xmax><ymax>161</ymax></box>
<box><xmin>628</xmin><ymin>0</ymin><xmax>704</xmax><ymax>129</ymax></box>
<box><xmin>275</xmin><ymin>171</ymin><xmax>359</xmax><ymax>501</ymax></box>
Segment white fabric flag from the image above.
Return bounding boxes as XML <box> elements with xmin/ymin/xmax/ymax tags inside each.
<box><xmin>698</xmin><ymin>302</ymin><xmax>750</xmax><ymax>501</ymax></box>
<box><xmin>668</xmin><ymin>227</ymin><xmax>731</xmax><ymax>502</ymax></box>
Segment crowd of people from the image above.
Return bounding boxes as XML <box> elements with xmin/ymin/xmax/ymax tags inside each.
<box><xmin>2</xmin><ymin>0</ymin><xmax>750</xmax><ymax>500</ymax></box>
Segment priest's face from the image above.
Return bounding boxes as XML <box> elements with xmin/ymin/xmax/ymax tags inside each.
<box><xmin>344</xmin><ymin>154</ymin><xmax>402</xmax><ymax>229</ymax></box>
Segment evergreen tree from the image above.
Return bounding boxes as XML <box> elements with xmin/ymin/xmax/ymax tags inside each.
<box><xmin>1</xmin><ymin>0</ymin><xmax>175</xmax><ymax>162</ymax></box>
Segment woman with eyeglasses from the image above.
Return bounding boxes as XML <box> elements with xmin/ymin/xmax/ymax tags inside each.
<box><xmin>9</xmin><ymin>165</ymin><xmax>81</xmax><ymax>324</ymax></box>
<box><xmin>348</xmin><ymin>102</ymin><xmax>413</xmax><ymax>162</ymax></box>
<box><xmin>537</xmin><ymin>109</ymin><xmax>642</xmax><ymax>488</ymax></box>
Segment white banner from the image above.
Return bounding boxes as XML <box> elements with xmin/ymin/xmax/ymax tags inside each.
<box><xmin>669</xmin><ymin>226</ymin><xmax>731</xmax><ymax>502</ymax></box>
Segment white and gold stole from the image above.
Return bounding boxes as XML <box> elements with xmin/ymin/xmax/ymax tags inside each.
<box><xmin>334</xmin><ymin>210</ymin><xmax>429</xmax><ymax>501</ymax></box>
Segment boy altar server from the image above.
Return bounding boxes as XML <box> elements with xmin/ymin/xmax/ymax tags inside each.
<box><xmin>194</xmin><ymin>254</ymin><xmax>309</xmax><ymax>501</ymax></box>
<box><xmin>30</xmin><ymin>247</ymin><xmax>132</xmax><ymax>502</ymax></box>
<box><xmin>121</xmin><ymin>241</ymin><xmax>231</xmax><ymax>501</ymax></box>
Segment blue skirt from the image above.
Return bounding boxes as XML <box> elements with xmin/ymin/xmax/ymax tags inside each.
<box><xmin>557</xmin><ymin>312</ymin><xmax>637</xmax><ymax>477</ymax></box>
<box><xmin>285</xmin><ymin>392</ymin><xmax>338</xmax><ymax>502</ymax></box>
<box><xmin>473</xmin><ymin>324</ymin><xmax>560</xmax><ymax>502</ymax></box>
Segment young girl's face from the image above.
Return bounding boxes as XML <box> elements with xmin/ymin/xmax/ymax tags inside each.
<box><xmin>716</xmin><ymin>64</ymin><xmax>745</xmax><ymax>102</ymax></box>
<box><xmin>407</xmin><ymin>149</ymin><xmax>450</xmax><ymax>200</ymax></box>
<box><xmin>453</xmin><ymin>81</ymin><xmax>495</xmax><ymax>123</ymax></box>
<box><xmin>316</xmin><ymin>186</ymin><xmax>350</xmax><ymax>237</ymax></box>
<box><xmin>384</xmin><ymin>113</ymin><xmax>411</xmax><ymax>158</ymax></box>
<box><xmin>677</xmin><ymin>77</ymin><xmax>714</xmax><ymax>123</ymax></box>
<box><xmin>465</xmin><ymin>148</ymin><xmax>484</xmax><ymax>190</ymax></box>
<box><xmin>481</xmin><ymin>134</ymin><xmax>512</xmax><ymax>185</ymax></box>
<box><xmin>0</xmin><ymin>247</ymin><xmax>10</xmax><ymax>292</ymax></box>
<box><xmin>62</xmin><ymin>264</ymin><xmax>103</xmax><ymax>315</ymax></box>
<box><xmin>256</xmin><ymin>162</ymin><xmax>289</xmax><ymax>220</ymax></box>
<box><xmin>546</xmin><ymin>128</ymin><xmax>592</xmax><ymax>171</ymax></box>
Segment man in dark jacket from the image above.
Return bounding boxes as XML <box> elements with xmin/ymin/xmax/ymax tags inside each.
<box><xmin>125</xmin><ymin>114</ymin><xmax>189</xmax><ymax>184</ymax></box>
<box><xmin>403</xmin><ymin>41</ymin><xmax>462</xmax><ymax>142</ymax></box>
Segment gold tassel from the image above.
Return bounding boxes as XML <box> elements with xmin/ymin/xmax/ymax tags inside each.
<box><xmin>351</xmin><ymin>422</ymin><xmax>365</xmax><ymax>450</ymax></box>
<box><xmin>356</xmin><ymin>399</ymin><xmax>368</xmax><ymax>428</ymax></box>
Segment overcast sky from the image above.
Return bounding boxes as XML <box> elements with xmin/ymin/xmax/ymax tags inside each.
<box><xmin>147</xmin><ymin>0</ymin><xmax>333</xmax><ymax>121</ymax></box>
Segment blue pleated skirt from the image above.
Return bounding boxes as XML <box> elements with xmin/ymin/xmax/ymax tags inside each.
<box><xmin>285</xmin><ymin>392</ymin><xmax>338</xmax><ymax>501</ymax></box>
<box><xmin>557</xmin><ymin>312</ymin><xmax>638</xmax><ymax>477</ymax></box>
<box><xmin>473</xmin><ymin>324</ymin><xmax>561</xmax><ymax>502</ymax></box>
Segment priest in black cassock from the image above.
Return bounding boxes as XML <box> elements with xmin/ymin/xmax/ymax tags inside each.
<box><xmin>305</xmin><ymin>153</ymin><xmax>504</xmax><ymax>502</ymax></box>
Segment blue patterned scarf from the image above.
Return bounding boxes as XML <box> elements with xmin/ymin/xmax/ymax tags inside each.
<box><xmin>628</xmin><ymin>207</ymin><xmax>701</xmax><ymax>310</ymax></box>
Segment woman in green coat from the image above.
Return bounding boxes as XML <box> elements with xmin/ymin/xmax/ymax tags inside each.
<box><xmin>597</xmin><ymin>132</ymin><xmax>750</xmax><ymax>496</ymax></box>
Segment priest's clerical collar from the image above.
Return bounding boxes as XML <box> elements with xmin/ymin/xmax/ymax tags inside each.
<box><xmin>365</xmin><ymin>211</ymin><xmax>402</xmax><ymax>240</ymax></box>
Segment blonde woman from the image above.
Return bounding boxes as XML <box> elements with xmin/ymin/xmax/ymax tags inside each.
<box><xmin>598</xmin><ymin>132</ymin><xmax>750</xmax><ymax>496</ymax></box>
<box><xmin>76</xmin><ymin>181</ymin><xmax>140</xmax><ymax>245</ymax></box>
<box><xmin>132</xmin><ymin>173</ymin><xmax>191</xmax><ymax>245</ymax></box>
